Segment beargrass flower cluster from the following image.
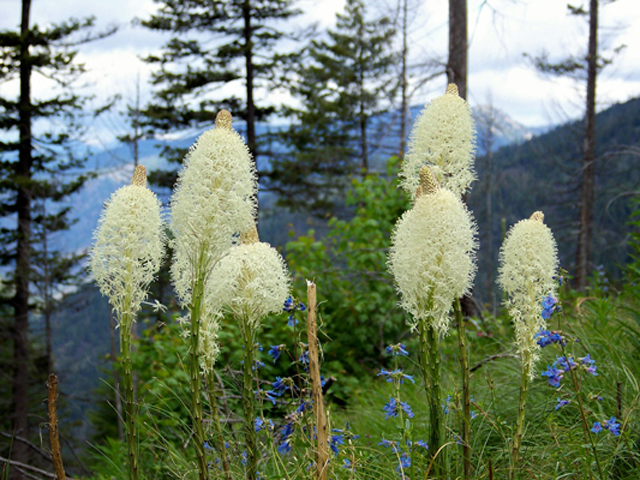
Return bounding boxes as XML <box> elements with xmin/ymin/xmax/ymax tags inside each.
<box><xmin>401</xmin><ymin>83</ymin><xmax>476</xmax><ymax>201</ymax></box>
<box><xmin>498</xmin><ymin>211</ymin><xmax>559</xmax><ymax>377</ymax></box>
<box><xmin>91</xmin><ymin>165</ymin><xmax>165</xmax><ymax>322</ymax></box>
<box><xmin>90</xmin><ymin>165</ymin><xmax>165</xmax><ymax>480</ymax></box>
<box><xmin>389</xmin><ymin>167</ymin><xmax>478</xmax><ymax>336</ymax></box>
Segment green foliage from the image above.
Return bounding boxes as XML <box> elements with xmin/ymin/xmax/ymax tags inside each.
<box><xmin>284</xmin><ymin>158</ymin><xmax>411</xmax><ymax>399</ymax></box>
<box><xmin>268</xmin><ymin>0</ymin><xmax>398</xmax><ymax>215</ymax></box>
<box><xmin>141</xmin><ymin>0</ymin><xmax>301</xmax><ymax>188</ymax></box>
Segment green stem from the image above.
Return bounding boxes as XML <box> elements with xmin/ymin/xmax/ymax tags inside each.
<box><xmin>454</xmin><ymin>299</ymin><xmax>471</xmax><ymax>480</ymax></box>
<box><xmin>419</xmin><ymin>318</ymin><xmax>445</xmax><ymax>479</ymax></box>
<box><xmin>561</xmin><ymin>345</ymin><xmax>604</xmax><ymax>480</ymax></box>
<box><xmin>189</xmin><ymin>267</ymin><xmax>209</xmax><ymax>480</ymax></box>
<box><xmin>241</xmin><ymin>321</ymin><xmax>257</xmax><ymax>480</ymax></box>
<box><xmin>206</xmin><ymin>370</ymin><xmax>232</xmax><ymax>480</ymax></box>
<box><xmin>510</xmin><ymin>363</ymin><xmax>530</xmax><ymax>480</ymax></box>
<box><xmin>120</xmin><ymin>313</ymin><xmax>138</xmax><ymax>480</ymax></box>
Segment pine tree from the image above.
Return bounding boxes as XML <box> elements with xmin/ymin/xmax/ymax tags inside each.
<box><xmin>140</xmin><ymin>0</ymin><xmax>301</xmax><ymax>189</ymax></box>
<box><xmin>528</xmin><ymin>0</ymin><xmax>622</xmax><ymax>289</ymax></box>
<box><xmin>268</xmin><ymin>0</ymin><xmax>397</xmax><ymax>215</ymax></box>
<box><xmin>0</xmin><ymin>0</ymin><xmax>113</xmax><ymax>471</ymax></box>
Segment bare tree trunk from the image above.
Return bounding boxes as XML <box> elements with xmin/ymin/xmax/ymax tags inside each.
<box><xmin>398</xmin><ymin>0</ymin><xmax>409</xmax><ymax>159</ymax></box>
<box><xmin>11</xmin><ymin>0</ymin><xmax>33</xmax><ymax>475</ymax></box>
<box><xmin>243</xmin><ymin>0</ymin><xmax>256</xmax><ymax>159</ymax></box>
<box><xmin>447</xmin><ymin>0</ymin><xmax>468</xmax><ymax>100</ymax></box>
<box><xmin>575</xmin><ymin>0</ymin><xmax>598</xmax><ymax>290</ymax></box>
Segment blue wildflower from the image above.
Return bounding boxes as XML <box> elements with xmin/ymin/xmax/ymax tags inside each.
<box><xmin>379</xmin><ymin>438</ymin><xmax>399</xmax><ymax>451</ymax></box>
<box><xmin>396</xmin><ymin>452</ymin><xmax>411</xmax><ymax>472</ymax></box>
<box><xmin>541</xmin><ymin>293</ymin><xmax>558</xmax><ymax>319</ymax></box>
<box><xmin>241</xmin><ymin>451</ymin><xmax>247</xmax><ymax>465</ymax></box>
<box><xmin>277</xmin><ymin>439</ymin><xmax>291</xmax><ymax>455</ymax></box>
<box><xmin>255</xmin><ymin>417</ymin><xmax>264</xmax><ymax>432</ymax></box>
<box><xmin>298</xmin><ymin>302</ymin><xmax>306</xmax><ymax>311</ymax></box>
<box><xmin>377</xmin><ymin>368</ymin><xmax>415</xmax><ymax>384</ymax></box>
<box><xmin>287</xmin><ymin>314</ymin><xmax>298</xmax><ymax>327</ymax></box>
<box><xmin>535</xmin><ymin>329</ymin><xmax>566</xmax><ymax>348</ymax></box>
<box><xmin>385</xmin><ymin>343</ymin><xmax>409</xmax><ymax>356</ymax></box>
<box><xmin>281</xmin><ymin>422</ymin><xmax>294</xmax><ymax>439</ymax></box>
<box><xmin>330</xmin><ymin>434</ymin><xmax>344</xmax><ymax>455</ymax></box>
<box><xmin>591</xmin><ymin>422</ymin><xmax>602</xmax><ymax>434</ymax></box>
<box><xmin>204</xmin><ymin>441</ymin><xmax>212</xmax><ymax>450</ymax></box>
<box><xmin>383</xmin><ymin>397</ymin><xmax>414</xmax><ymax>419</ymax></box>
<box><xmin>555</xmin><ymin>398</ymin><xmax>570</xmax><ymax>410</ymax></box>
<box><xmin>604</xmin><ymin>417</ymin><xmax>621</xmax><ymax>436</ymax></box>
<box><xmin>415</xmin><ymin>440</ymin><xmax>428</xmax><ymax>450</ymax></box>
<box><xmin>283</xmin><ymin>296</ymin><xmax>295</xmax><ymax>312</ymax></box>
<box><xmin>298</xmin><ymin>349</ymin><xmax>309</xmax><ymax>366</ymax></box>
<box><xmin>268</xmin><ymin>344</ymin><xmax>286</xmax><ymax>363</ymax></box>
<box><xmin>542</xmin><ymin>365</ymin><xmax>564</xmax><ymax>388</ymax></box>
<box><xmin>257</xmin><ymin>389</ymin><xmax>278</xmax><ymax>405</ymax></box>
<box><xmin>342</xmin><ymin>458</ymin><xmax>352</xmax><ymax>469</ymax></box>
<box><xmin>470</xmin><ymin>410</ymin><xmax>477</xmax><ymax>419</ymax></box>
<box><xmin>296</xmin><ymin>399</ymin><xmax>312</xmax><ymax>413</ymax></box>
<box><xmin>252</xmin><ymin>360</ymin><xmax>265</xmax><ymax>371</ymax></box>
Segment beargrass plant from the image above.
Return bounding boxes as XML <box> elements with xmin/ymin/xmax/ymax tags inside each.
<box><xmin>388</xmin><ymin>166</ymin><xmax>478</xmax><ymax>477</ymax></box>
<box><xmin>170</xmin><ymin>109</ymin><xmax>257</xmax><ymax>480</ymax></box>
<box><xmin>497</xmin><ymin>211</ymin><xmax>559</xmax><ymax>479</ymax></box>
<box><xmin>90</xmin><ymin>165</ymin><xmax>165</xmax><ymax>480</ymax></box>
<box><xmin>207</xmin><ymin>223</ymin><xmax>291</xmax><ymax>480</ymax></box>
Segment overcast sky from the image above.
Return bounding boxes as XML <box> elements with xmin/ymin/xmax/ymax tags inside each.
<box><xmin>1</xmin><ymin>0</ymin><xmax>640</xmax><ymax>145</ymax></box>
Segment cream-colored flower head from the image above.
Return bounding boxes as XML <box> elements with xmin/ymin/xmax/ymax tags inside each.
<box><xmin>389</xmin><ymin>167</ymin><xmax>478</xmax><ymax>336</ymax></box>
<box><xmin>90</xmin><ymin>165</ymin><xmax>165</xmax><ymax>323</ymax></box>
<box><xmin>199</xmin><ymin>310</ymin><xmax>221</xmax><ymax>373</ymax></box>
<box><xmin>170</xmin><ymin>110</ymin><xmax>258</xmax><ymax>307</ymax></box>
<box><xmin>207</xmin><ymin>226</ymin><xmax>291</xmax><ymax>330</ymax></box>
<box><xmin>401</xmin><ymin>84</ymin><xmax>476</xmax><ymax>201</ymax></box>
<box><xmin>498</xmin><ymin>211</ymin><xmax>558</xmax><ymax>377</ymax></box>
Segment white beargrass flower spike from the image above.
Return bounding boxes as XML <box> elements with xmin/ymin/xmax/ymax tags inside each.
<box><xmin>207</xmin><ymin>225</ymin><xmax>291</xmax><ymax>331</ymax></box>
<box><xmin>498</xmin><ymin>211</ymin><xmax>559</xmax><ymax>377</ymax></box>
<box><xmin>90</xmin><ymin>164</ymin><xmax>165</xmax><ymax>322</ymax></box>
<box><xmin>388</xmin><ymin>167</ymin><xmax>478</xmax><ymax>336</ymax></box>
<box><xmin>170</xmin><ymin>109</ymin><xmax>258</xmax><ymax>309</ymax></box>
<box><xmin>401</xmin><ymin>83</ymin><xmax>476</xmax><ymax>201</ymax></box>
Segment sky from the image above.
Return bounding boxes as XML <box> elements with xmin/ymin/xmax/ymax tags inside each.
<box><xmin>1</xmin><ymin>0</ymin><xmax>640</xmax><ymax>145</ymax></box>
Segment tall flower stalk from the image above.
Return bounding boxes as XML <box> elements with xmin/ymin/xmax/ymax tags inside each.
<box><xmin>389</xmin><ymin>167</ymin><xmax>477</xmax><ymax>477</ymax></box>
<box><xmin>497</xmin><ymin>211</ymin><xmax>558</xmax><ymax>479</ymax></box>
<box><xmin>207</xmin><ymin>223</ymin><xmax>291</xmax><ymax>480</ymax></box>
<box><xmin>170</xmin><ymin>110</ymin><xmax>257</xmax><ymax>479</ymax></box>
<box><xmin>90</xmin><ymin>165</ymin><xmax>165</xmax><ymax>480</ymax></box>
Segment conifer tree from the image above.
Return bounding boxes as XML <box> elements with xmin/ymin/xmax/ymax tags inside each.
<box><xmin>0</xmin><ymin>0</ymin><xmax>113</xmax><ymax>471</ymax></box>
<box><xmin>140</xmin><ymin>0</ymin><xmax>300</xmax><ymax>189</ymax></box>
<box><xmin>268</xmin><ymin>0</ymin><xmax>397</xmax><ymax>215</ymax></box>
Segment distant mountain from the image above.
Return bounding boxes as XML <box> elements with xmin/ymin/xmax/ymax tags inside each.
<box><xmin>469</xmin><ymin>96</ymin><xmax>640</xmax><ymax>300</ymax></box>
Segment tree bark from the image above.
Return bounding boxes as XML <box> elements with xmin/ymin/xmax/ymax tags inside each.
<box><xmin>447</xmin><ymin>0</ymin><xmax>468</xmax><ymax>100</ymax></box>
<box><xmin>243</xmin><ymin>0</ymin><xmax>256</xmax><ymax>159</ymax></box>
<box><xmin>11</xmin><ymin>0</ymin><xmax>33</xmax><ymax>475</ymax></box>
<box><xmin>575</xmin><ymin>0</ymin><xmax>598</xmax><ymax>290</ymax></box>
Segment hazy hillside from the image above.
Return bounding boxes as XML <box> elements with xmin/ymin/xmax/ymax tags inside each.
<box><xmin>469</xmin><ymin>96</ymin><xmax>640</xmax><ymax>302</ymax></box>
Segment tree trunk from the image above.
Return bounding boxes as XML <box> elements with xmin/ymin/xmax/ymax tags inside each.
<box><xmin>575</xmin><ymin>0</ymin><xmax>598</xmax><ymax>290</ymax></box>
<box><xmin>447</xmin><ymin>0</ymin><xmax>468</xmax><ymax>100</ymax></box>
<box><xmin>11</xmin><ymin>0</ymin><xmax>33</xmax><ymax>474</ymax></box>
<box><xmin>399</xmin><ymin>0</ymin><xmax>408</xmax><ymax>159</ymax></box>
<box><xmin>243</xmin><ymin>0</ymin><xmax>256</xmax><ymax>159</ymax></box>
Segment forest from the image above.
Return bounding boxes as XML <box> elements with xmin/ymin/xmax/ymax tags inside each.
<box><xmin>1</xmin><ymin>0</ymin><xmax>640</xmax><ymax>479</ymax></box>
